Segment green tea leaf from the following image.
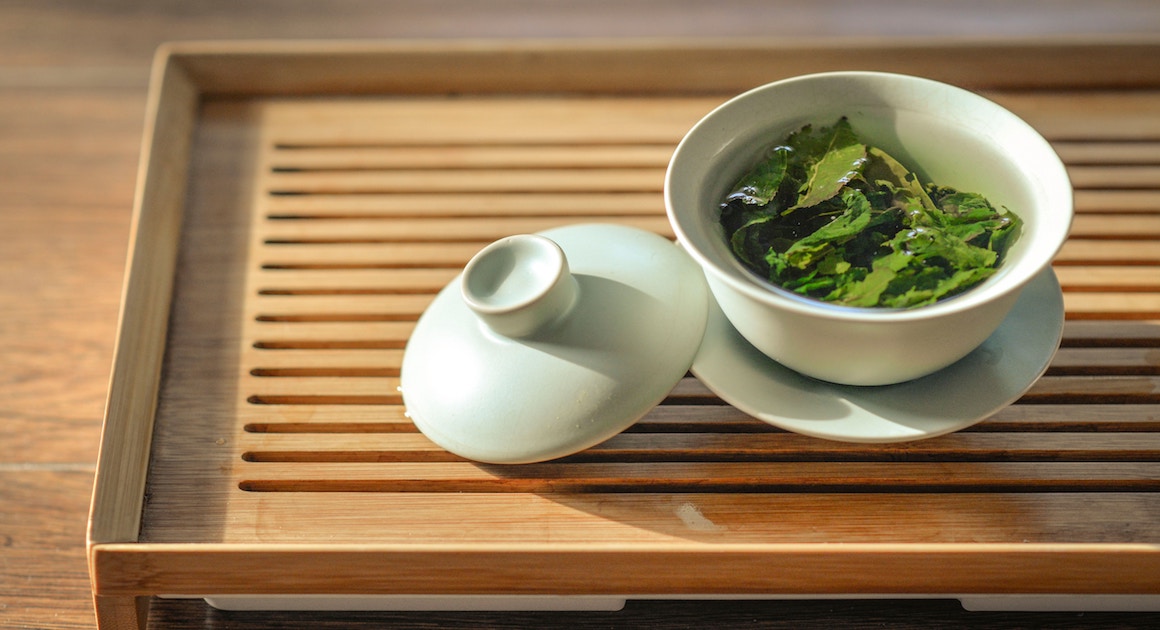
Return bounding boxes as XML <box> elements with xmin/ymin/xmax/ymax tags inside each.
<box><xmin>816</xmin><ymin>251</ymin><xmax>851</xmax><ymax>276</ymax></box>
<box><xmin>834</xmin><ymin>266</ymin><xmax>896</xmax><ymax>307</ymax></box>
<box><xmin>784</xmin><ymin>188</ymin><xmax>873</xmax><ymax>269</ymax></box>
<box><xmin>831</xmin><ymin>247</ymin><xmax>914</xmax><ymax>307</ymax></box>
<box><xmin>788</xmin><ymin>119</ymin><xmax>868</xmax><ymax>212</ymax></box>
<box><xmin>729</xmin><ymin>213</ymin><xmax>776</xmax><ymax>268</ymax></box>
<box><xmin>727</xmin><ymin>145</ymin><xmax>791</xmax><ymax>206</ymax></box>
<box><xmin>881</xmin><ymin>266</ymin><xmax>995</xmax><ymax>308</ymax></box>
<box><xmin>988</xmin><ymin>213</ymin><xmax>1022</xmax><ymax>256</ymax></box>
<box><xmin>936</xmin><ymin>190</ymin><xmax>995</xmax><ymax>218</ymax></box>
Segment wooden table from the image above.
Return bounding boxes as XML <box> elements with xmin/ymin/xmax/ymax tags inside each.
<box><xmin>4</xmin><ymin>3</ymin><xmax>1160</xmax><ymax>628</ymax></box>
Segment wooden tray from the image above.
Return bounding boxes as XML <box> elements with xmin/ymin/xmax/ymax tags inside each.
<box><xmin>88</xmin><ymin>39</ymin><xmax>1160</xmax><ymax>628</ymax></box>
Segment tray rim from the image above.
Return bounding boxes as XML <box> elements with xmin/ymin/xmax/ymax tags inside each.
<box><xmin>163</xmin><ymin>35</ymin><xmax>1160</xmax><ymax>96</ymax></box>
<box><xmin>87</xmin><ymin>38</ymin><xmax>1160</xmax><ymax>624</ymax></box>
<box><xmin>91</xmin><ymin>541</ymin><xmax>1160</xmax><ymax>597</ymax></box>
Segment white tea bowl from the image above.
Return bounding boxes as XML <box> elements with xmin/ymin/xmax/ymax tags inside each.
<box><xmin>666</xmin><ymin>71</ymin><xmax>1073</xmax><ymax>386</ymax></box>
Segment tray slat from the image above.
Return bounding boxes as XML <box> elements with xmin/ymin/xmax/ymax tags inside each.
<box><xmin>89</xmin><ymin>43</ymin><xmax>1160</xmax><ymax>621</ymax></box>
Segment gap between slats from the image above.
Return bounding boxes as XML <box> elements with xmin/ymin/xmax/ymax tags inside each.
<box><xmin>265</xmin><ymin>192</ymin><xmax>664</xmax><ymax>220</ymax></box>
<box><xmin>1061</xmin><ymin>321</ymin><xmax>1160</xmax><ymax>346</ymax></box>
<box><xmin>237</xmin><ymin>433</ymin><xmax>1160</xmax><ymax>465</ymax></box>
<box><xmin>240</xmin><ymin>376</ymin><xmax>1160</xmax><ymax>407</ymax></box>
<box><xmin>238</xmin><ymin>404</ymin><xmax>1160</xmax><ymax>435</ymax></box>
<box><xmin>259</xmin><ymin>216</ymin><xmax>673</xmax><ymax>243</ymax></box>
<box><xmin>266</xmin><ymin>143</ymin><xmax>676</xmax><ymax>172</ymax></box>
<box><xmin>265</xmin><ymin>168</ymin><xmax>665</xmax><ymax>196</ymax></box>
<box><xmin>235</xmin><ymin>461</ymin><xmax>1160</xmax><ymax>494</ymax></box>
<box><xmin>659</xmin><ymin>376</ymin><xmax>1160</xmax><ymax>406</ymax></box>
<box><xmin>239</xmin><ymin>347</ymin><xmax>1160</xmax><ymax>380</ymax></box>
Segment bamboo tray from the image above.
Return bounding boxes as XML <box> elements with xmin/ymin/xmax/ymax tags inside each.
<box><xmin>88</xmin><ymin>40</ymin><xmax>1160</xmax><ymax>628</ymax></box>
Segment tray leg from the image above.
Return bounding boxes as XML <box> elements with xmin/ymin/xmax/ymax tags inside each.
<box><xmin>94</xmin><ymin>595</ymin><xmax>151</xmax><ymax>630</ymax></box>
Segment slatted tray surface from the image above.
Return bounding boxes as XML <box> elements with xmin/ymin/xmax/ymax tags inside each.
<box><xmin>89</xmin><ymin>43</ymin><xmax>1160</xmax><ymax>623</ymax></box>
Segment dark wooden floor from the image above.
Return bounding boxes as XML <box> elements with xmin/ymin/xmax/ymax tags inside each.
<box><xmin>3</xmin><ymin>1</ymin><xmax>1160</xmax><ymax>628</ymax></box>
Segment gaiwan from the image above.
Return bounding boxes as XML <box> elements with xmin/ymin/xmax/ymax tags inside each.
<box><xmin>665</xmin><ymin>71</ymin><xmax>1072</xmax><ymax>385</ymax></box>
<box><xmin>720</xmin><ymin>117</ymin><xmax>1023</xmax><ymax>310</ymax></box>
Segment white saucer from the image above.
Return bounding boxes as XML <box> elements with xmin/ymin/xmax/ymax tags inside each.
<box><xmin>690</xmin><ymin>268</ymin><xmax>1064</xmax><ymax>443</ymax></box>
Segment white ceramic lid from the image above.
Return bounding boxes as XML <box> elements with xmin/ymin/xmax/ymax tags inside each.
<box><xmin>400</xmin><ymin>224</ymin><xmax>709</xmax><ymax>464</ymax></box>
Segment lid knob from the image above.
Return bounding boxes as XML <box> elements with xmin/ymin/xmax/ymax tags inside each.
<box><xmin>461</xmin><ymin>234</ymin><xmax>578</xmax><ymax>338</ymax></box>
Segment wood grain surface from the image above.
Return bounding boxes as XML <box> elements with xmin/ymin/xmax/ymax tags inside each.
<box><xmin>4</xmin><ymin>2</ymin><xmax>1160</xmax><ymax>629</ymax></box>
